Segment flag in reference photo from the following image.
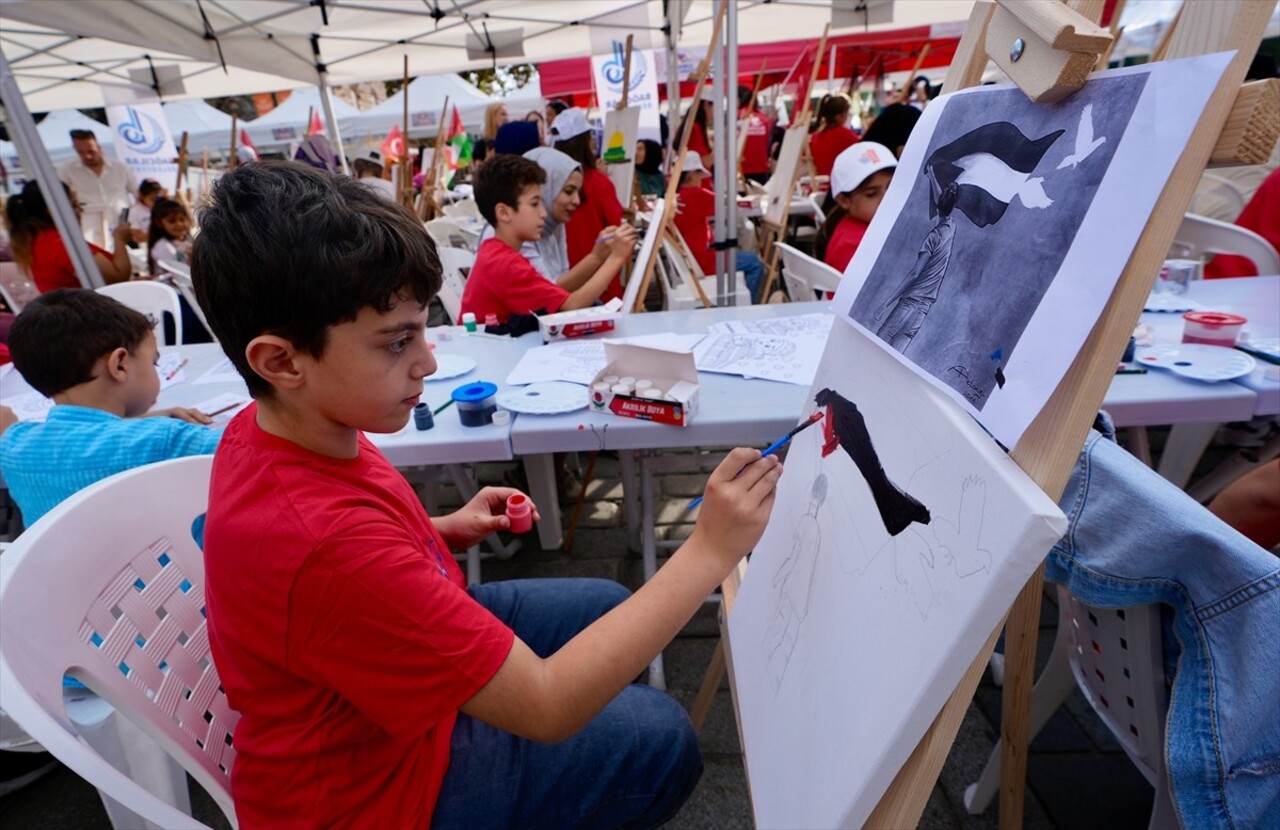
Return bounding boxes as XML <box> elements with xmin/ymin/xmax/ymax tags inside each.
<box><xmin>445</xmin><ymin>106</ymin><xmax>472</xmax><ymax>186</ymax></box>
<box><xmin>382</xmin><ymin>124</ymin><xmax>406</xmax><ymax>162</ymax></box>
<box><xmin>307</xmin><ymin>109</ymin><xmax>325</xmax><ymax>136</ymax></box>
<box><xmin>925</xmin><ymin>122</ymin><xmax>1064</xmax><ymax>227</ymax></box>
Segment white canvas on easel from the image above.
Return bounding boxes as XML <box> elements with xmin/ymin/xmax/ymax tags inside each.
<box><xmin>621</xmin><ymin>197</ymin><xmax>667</xmax><ymax>314</ymax></box>
<box><xmin>603</xmin><ymin>106</ymin><xmax>642</xmax><ymax>207</ymax></box>
<box><xmin>763</xmin><ymin>126</ymin><xmax>808</xmax><ymax>227</ymax></box>
<box><xmin>728</xmin><ymin>318</ymin><xmax>1067</xmax><ymax>829</ymax></box>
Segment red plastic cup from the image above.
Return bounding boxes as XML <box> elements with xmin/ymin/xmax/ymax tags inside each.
<box><xmin>506</xmin><ymin>493</ymin><xmax>533</xmax><ymax>534</ymax></box>
<box><xmin>1182</xmin><ymin>311</ymin><xmax>1246</xmax><ymax>347</ymax></box>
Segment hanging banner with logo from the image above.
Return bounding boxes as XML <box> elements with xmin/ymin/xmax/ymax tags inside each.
<box><xmin>101</xmin><ymin>83</ymin><xmax>178</xmax><ymax>183</ymax></box>
<box><xmin>591</xmin><ymin>44</ymin><xmax>662</xmax><ymax>142</ymax></box>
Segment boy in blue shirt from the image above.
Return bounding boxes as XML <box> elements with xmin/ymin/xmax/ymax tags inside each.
<box><xmin>0</xmin><ymin>289</ymin><xmax>221</xmax><ymax>525</ymax></box>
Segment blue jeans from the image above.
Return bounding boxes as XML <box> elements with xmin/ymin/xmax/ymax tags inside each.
<box><xmin>431</xmin><ymin>579</ymin><xmax>703</xmax><ymax>830</ymax></box>
<box><xmin>737</xmin><ymin>250</ymin><xmax>765</xmax><ymax>300</ymax></box>
<box><xmin>1047</xmin><ymin>431</ymin><xmax>1280</xmax><ymax>828</ymax></box>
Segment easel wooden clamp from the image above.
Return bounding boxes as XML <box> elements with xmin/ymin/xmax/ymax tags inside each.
<box><xmin>699</xmin><ymin>1</ymin><xmax>1277</xmax><ymax>827</ymax></box>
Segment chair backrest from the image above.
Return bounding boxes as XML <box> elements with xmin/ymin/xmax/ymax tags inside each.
<box><xmin>0</xmin><ymin>260</ymin><xmax>40</xmax><ymax>313</ymax></box>
<box><xmin>157</xmin><ymin>261</ymin><xmax>215</xmax><ymax>341</ymax></box>
<box><xmin>97</xmin><ymin>281</ymin><xmax>184</xmax><ymax>346</ymax></box>
<box><xmin>0</xmin><ymin>456</ymin><xmax>237</xmax><ymax>829</ymax></box>
<box><xmin>776</xmin><ymin>242</ymin><xmax>843</xmax><ymax>300</ymax></box>
<box><xmin>657</xmin><ymin>235</ymin><xmax>751</xmax><ymax>310</ymax></box>
<box><xmin>425</xmin><ymin>218</ymin><xmax>475</xmax><ymax>251</ymax></box>
<box><xmin>1059</xmin><ymin>587</ymin><xmax>1169</xmax><ymax>787</ymax></box>
<box><xmin>434</xmin><ymin>246</ymin><xmax>474</xmax><ymax>324</ymax></box>
<box><xmin>442</xmin><ymin>199</ymin><xmax>481</xmax><ymax>220</ymax></box>
<box><xmin>1170</xmin><ymin>212</ymin><xmax>1280</xmax><ymax>275</ymax></box>
<box><xmin>1189</xmin><ymin>172</ymin><xmax>1246</xmax><ymax>222</ymax></box>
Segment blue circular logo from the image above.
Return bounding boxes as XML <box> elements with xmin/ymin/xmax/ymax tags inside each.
<box><xmin>602</xmin><ymin>42</ymin><xmax>647</xmax><ymax>91</ymax></box>
<box><xmin>116</xmin><ymin>106</ymin><xmax>166</xmax><ymax>154</ymax></box>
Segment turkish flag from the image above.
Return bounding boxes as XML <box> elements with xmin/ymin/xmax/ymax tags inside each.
<box><xmin>381</xmin><ymin>124</ymin><xmax>406</xmax><ymax>162</ymax></box>
<box><xmin>239</xmin><ymin>129</ymin><xmax>256</xmax><ymax>153</ymax></box>
<box><xmin>307</xmin><ymin>109</ymin><xmax>324</xmax><ymax>136</ymax></box>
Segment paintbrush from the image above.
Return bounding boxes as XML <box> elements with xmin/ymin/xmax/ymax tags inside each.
<box><xmin>687</xmin><ymin>411</ymin><xmax>824</xmax><ymax>510</ymax></box>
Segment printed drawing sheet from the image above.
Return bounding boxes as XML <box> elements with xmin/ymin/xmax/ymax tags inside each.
<box><xmin>693</xmin><ymin>330</ymin><xmax>826</xmax><ymax>386</ymax></box>
<box><xmin>834</xmin><ymin>53</ymin><xmax>1231</xmax><ymax>448</ymax></box>
<box><xmin>505</xmin><ymin>333</ymin><xmax>707</xmax><ymax>386</ymax></box>
<box><xmin>728</xmin><ymin>318</ymin><xmax>1067</xmax><ymax>829</ymax></box>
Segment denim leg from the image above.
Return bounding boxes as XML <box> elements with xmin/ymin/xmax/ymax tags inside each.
<box><xmin>468</xmin><ymin>578</ymin><xmax>631</xmax><ymax>656</ymax></box>
<box><xmin>737</xmin><ymin>250</ymin><xmax>765</xmax><ymax>299</ymax></box>
<box><xmin>432</xmin><ymin>578</ymin><xmax>703</xmax><ymax>829</ymax></box>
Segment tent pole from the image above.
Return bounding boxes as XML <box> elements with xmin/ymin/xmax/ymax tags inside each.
<box><xmin>0</xmin><ymin>47</ymin><xmax>102</xmax><ymax>288</ymax></box>
<box><xmin>712</xmin><ymin>2</ymin><xmax>726</xmax><ymax>305</ymax></box>
<box><xmin>318</xmin><ymin>76</ymin><xmax>349</xmax><ymax>175</ymax></box>
<box><xmin>725</xmin><ymin>0</ymin><xmax>738</xmax><ymax>304</ymax></box>
<box><xmin>664</xmin><ymin>0</ymin><xmax>681</xmax><ymax>176</ymax></box>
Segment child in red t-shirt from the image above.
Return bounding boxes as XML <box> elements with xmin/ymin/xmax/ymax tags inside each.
<box><xmin>673</xmin><ymin>155</ymin><xmax>768</xmax><ymax>299</ymax></box>
<box><xmin>738</xmin><ymin>85</ymin><xmax>773</xmax><ymax>184</ymax></box>
<box><xmin>193</xmin><ymin>160</ymin><xmax>780</xmax><ymax>829</ymax></box>
<box><xmin>461</xmin><ymin>154</ymin><xmax>634</xmax><ymax>324</ymax></box>
<box><xmin>815</xmin><ymin>141</ymin><xmax>897</xmax><ymax>274</ymax></box>
<box><xmin>808</xmin><ymin>94</ymin><xmax>858</xmax><ymax>178</ymax></box>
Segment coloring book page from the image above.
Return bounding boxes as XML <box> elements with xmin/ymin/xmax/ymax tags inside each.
<box><xmin>708</xmin><ymin>312</ymin><xmax>834</xmax><ymax>341</ymax></box>
<box><xmin>728</xmin><ymin>318</ymin><xmax>1067</xmax><ymax>829</ymax></box>
<box><xmin>835</xmin><ymin>53</ymin><xmax>1231</xmax><ymax>448</ymax></box>
<box><xmin>692</xmin><ymin>331</ymin><xmax>825</xmax><ymax>386</ymax></box>
<box><xmin>505</xmin><ymin>333</ymin><xmax>707</xmax><ymax>387</ymax></box>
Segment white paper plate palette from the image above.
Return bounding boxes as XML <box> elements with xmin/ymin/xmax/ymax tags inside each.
<box><xmin>425</xmin><ymin>353</ymin><xmax>477</xmax><ymax>382</ymax></box>
<box><xmin>496</xmin><ymin>381</ymin><xmax>588</xmax><ymax>414</ymax></box>
<box><xmin>1136</xmin><ymin>344</ymin><xmax>1256</xmax><ymax>382</ymax></box>
<box><xmin>1142</xmin><ymin>292</ymin><xmax>1200</xmax><ymax>313</ymax></box>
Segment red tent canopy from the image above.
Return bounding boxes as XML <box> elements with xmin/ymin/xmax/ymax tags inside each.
<box><xmin>540</xmin><ymin>24</ymin><xmax>964</xmax><ymax>103</ymax></box>
<box><xmin>540</xmin><ymin>0</ymin><xmax>1119</xmax><ymax>104</ymax></box>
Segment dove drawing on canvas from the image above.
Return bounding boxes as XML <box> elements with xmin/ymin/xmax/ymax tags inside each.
<box><xmin>1057</xmin><ymin>104</ymin><xmax>1107</xmax><ymax>169</ymax></box>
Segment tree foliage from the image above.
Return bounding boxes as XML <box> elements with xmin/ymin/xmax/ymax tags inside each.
<box><xmin>460</xmin><ymin>64</ymin><xmax>536</xmax><ymax>96</ymax></box>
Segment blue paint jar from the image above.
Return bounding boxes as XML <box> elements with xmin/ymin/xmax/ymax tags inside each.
<box><xmin>413</xmin><ymin>403</ymin><xmax>435</xmax><ymax>431</ymax></box>
<box><xmin>451</xmin><ymin>381</ymin><xmax>499</xmax><ymax>427</ymax></box>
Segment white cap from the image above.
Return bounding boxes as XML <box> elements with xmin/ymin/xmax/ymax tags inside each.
<box><xmin>549</xmin><ymin>107</ymin><xmax>591</xmax><ymax>141</ymax></box>
<box><xmin>680</xmin><ymin>154</ymin><xmax>709</xmax><ymax>176</ymax></box>
<box><xmin>830</xmin><ymin>141</ymin><xmax>896</xmax><ymax>196</ymax></box>
<box><xmin>355</xmin><ymin>147</ymin><xmax>386</xmax><ymax>167</ymax></box>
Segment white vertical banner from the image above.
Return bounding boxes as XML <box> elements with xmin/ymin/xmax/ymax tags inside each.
<box><xmin>101</xmin><ymin>83</ymin><xmax>179</xmax><ymax>183</ymax></box>
<box><xmin>591</xmin><ymin>44</ymin><xmax>662</xmax><ymax>142</ymax></box>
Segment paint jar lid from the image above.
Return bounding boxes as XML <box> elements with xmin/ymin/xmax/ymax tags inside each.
<box><xmin>1183</xmin><ymin>311</ymin><xmax>1246</xmax><ymax>326</ymax></box>
<box><xmin>451</xmin><ymin>381</ymin><xmax>498</xmax><ymax>403</ymax></box>
<box><xmin>461</xmin><ymin>312</ymin><xmax>477</xmax><ymax>324</ymax></box>
<box><xmin>491</xmin><ymin>410</ymin><xmax>511</xmax><ymax>426</ymax></box>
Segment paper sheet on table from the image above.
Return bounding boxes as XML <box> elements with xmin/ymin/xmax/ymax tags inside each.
<box><xmin>833</xmin><ymin>53</ymin><xmax>1232</xmax><ymax>449</ymax></box>
<box><xmin>707</xmin><ymin>313</ymin><xmax>834</xmax><ymax>341</ymax></box>
<box><xmin>505</xmin><ymin>333</ymin><xmax>706</xmax><ymax>386</ymax></box>
<box><xmin>6</xmin><ymin>391</ymin><xmax>54</xmax><ymax>422</ymax></box>
<box><xmin>192</xmin><ymin>393</ymin><xmax>252</xmax><ymax>427</ymax></box>
<box><xmin>158</xmin><ymin>352</ymin><xmax>187</xmax><ymax>389</ymax></box>
<box><xmin>194</xmin><ymin>357</ymin><xmax>243</xmax><ymax>385</ymax></box>
<box><xmin>693</xmin><ymin>331</ymin><xmax>824</xmax><ymax>386</ymax></box>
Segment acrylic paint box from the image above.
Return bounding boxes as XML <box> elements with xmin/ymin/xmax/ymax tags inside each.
<box><xmin>539</xmin><ymin>298</ymin><xmax>625</xmax><ymax>343</ymax></box>
<box><xmin>588</xmin><ymin>341</ymin><xmax>700</xmax><ymax>427</ymax></box>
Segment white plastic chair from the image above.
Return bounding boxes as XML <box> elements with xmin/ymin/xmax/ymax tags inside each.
<box><xmin>964</xmin><ymin>588</ymin><xmax>1175</xmax><ymax>830</ymax></box>
<box><xmin>1189</xmin><ymin>172</ymin><xmax>1246</xmax><ymax>223</ymax></box>
<box><xmin>776</xmin><ymin>241</ymin><xmax>842</xmax><ymax>301</ymax></box>
<box><xmin>435</xmin><ymin>246</ymin><xmax>475</xmax><ymax>325</ymax></box>
<box><xmin>425</xmin><ymin>218</ymin><xmax>479</xmax><ymax>251</ymax></box>
<box><xmin>97</xmin><ymin>282</ymin><xmax>184</xmax><ymax>346</ymax></box>
<box><xmin>442</xmin><ymin>199</ymin><xmax>481</xmax><ymax>221</ymax></box>
<box><xmin>156</xmin><ymin>261</ymin><xmax>216</xmax><ymax>341</ymax></box>
<box><xmin>0</xmin><ymin>260</ymin><xmax>39</xmax><ymax>313</ymax></box>
<box><xmin>1169</xmin><ymin>212</ymin><xmax>1280</xmax><ymax>275</ymax></box>
<box><xmin>658</xmin><ymin>235</ymin><xmax>750</xmax><ymax>310</ymax></box>
<box><xmin>0</xmin><ymin>456</ymin><xmax>238</xmax><ymax>830</ymax></box>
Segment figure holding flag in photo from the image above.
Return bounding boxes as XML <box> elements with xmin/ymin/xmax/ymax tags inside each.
<box><xmin>872</xmin><ymin>121</ymin><xmax>1064</xmax><ymax>354</ymax></box>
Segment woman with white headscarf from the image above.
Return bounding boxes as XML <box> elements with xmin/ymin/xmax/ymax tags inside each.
<box><xmin>520</xmin><ymin>146</ymin><xmax>636</xmax><ymax>290</ymax></box>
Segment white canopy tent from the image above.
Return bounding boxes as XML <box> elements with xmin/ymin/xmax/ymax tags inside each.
<box><xmin>242</xmin><ymin>86</ymin><xmax>361</xmax><ymax>149</ymax></box>
<box><xmin>162</xmin><ymin>98</ymin><xmax>236</xmax><ymax>157</ymax></box>
<box><xmin>0</xmin><ymin>1</ymin><xmax>978</xmax><ymax>91</ymax></box>
<box><xmin>500</xmin><ymin>75</ymin><xmax>545</xmax><ymax>121</ymax></box>
<box><xmin>348</xmin><ymin>73</ymin><xmax>494</xmax><ymax>139</ymax></box>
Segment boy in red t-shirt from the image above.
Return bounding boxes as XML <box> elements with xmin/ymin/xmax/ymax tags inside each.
<box><xmin>673</xmin><ymin>155</ymin><xmax>767</xmax><ymax>299</ymax></box>
<box><xmin>461</xmin><ymin>154</ymin><xmax>634</xmax><ymax>323</ymax></box>
<box><xmin>192</xmin><ymin>160</ymin><xmax>781</xmax><ymax>829</ymax></box>
<box><xmin>738</xmin><ymin>85</ymin><xmax>773</xmax><ymax>184</ymax></box>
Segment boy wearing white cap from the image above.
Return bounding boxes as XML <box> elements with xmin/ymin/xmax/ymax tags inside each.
<box><xmin>816</xmin><ymin>141</ymin><xmax>896</xmax><ymax>273</ymax></box>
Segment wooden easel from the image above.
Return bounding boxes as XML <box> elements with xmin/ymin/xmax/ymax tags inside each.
<box><xmin>754</xmin><ymin>26</ymin><xmax>830</xmax><ymax>303</ymax></box>
<box><xmin>701</xmin><ymin>1</ymin><xmax>1278</xmax><ymax>826</ymax></box>
<box><xmin>417</xmin><ymin>96</ymin><xmax>451</xmax><ymax>222</ymax></box>
<box><xmin>627</xmin><ymin>2</ymin><xmax>726</xmax><ymax>312</ymax></box>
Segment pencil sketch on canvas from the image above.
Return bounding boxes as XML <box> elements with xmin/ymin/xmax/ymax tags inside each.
<box><xmin>728</xmin><ymin>318</ymin><xmax>1067</xmax><ymax>829</ymax></box>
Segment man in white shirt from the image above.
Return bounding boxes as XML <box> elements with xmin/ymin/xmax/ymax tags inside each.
<box><xmin>352</xmin><ymin>147</ymin><xmax>397</xmax><ymax>201</ymax></box>
<box><xmin>57</xmin><ymin>129</ymin><xmax>136</xmax><ymax>247</ymax></box>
